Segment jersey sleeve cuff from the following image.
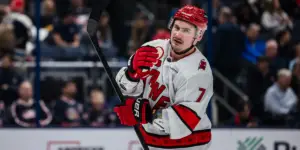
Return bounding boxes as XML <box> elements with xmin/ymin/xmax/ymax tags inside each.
<box><xmin>125</xmin><ymin>68</ymin><xmax>140</xmax><ymax>82</ymax></box>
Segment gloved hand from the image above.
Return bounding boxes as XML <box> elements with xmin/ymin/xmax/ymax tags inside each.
<box><xmin>126</xmin><ymin>46</ymin><xmax>159</xmax><ymax>80</ymax></box>
<box><xmin>113</xmin><ymin>98</ymin><xmax>152</xmax><ymax>126</ymax></box>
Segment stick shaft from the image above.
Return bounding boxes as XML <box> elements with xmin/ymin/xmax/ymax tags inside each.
<box><xmin>87</xmin><ymin>19</ymin><xmax>149</xmax><ymax>150</ymax></box>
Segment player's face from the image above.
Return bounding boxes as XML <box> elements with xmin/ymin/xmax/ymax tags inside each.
<box><xmin>171</xmin><ymin>20</ymin><xmax>197</xmax><ymax>52</ymax></box>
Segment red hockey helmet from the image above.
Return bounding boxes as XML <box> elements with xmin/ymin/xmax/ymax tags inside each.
<box><xmin>169</xmin><ymin>5</ymin><xmax>208</xmax><ymax>30</ymax></box>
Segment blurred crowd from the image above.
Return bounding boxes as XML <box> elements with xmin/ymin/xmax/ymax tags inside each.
<box><xmin>209</xmin><ymin>0</ymin><xmax>300</xmax><ymax>128</ymax></box>
<box><xmin>0</xmin><ymin>0</ymin><xmax>176</xmax><ymax>61</ymax></box>
<box><xmin>0</xmin><ymin>0</ymin><xmax>185</xmax><ymax>128</ymax></box>
<box><xmin>0</xmin><ymin>57</ymin><xmax>119</xmax><ymax>127</ymax></box>
<box><xmin>0</xmin><ymin>0</ymin><xmax>299</xmax><ymax>128</ymax></box>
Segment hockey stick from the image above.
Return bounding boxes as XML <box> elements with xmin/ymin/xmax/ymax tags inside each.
<box><xmin>86</xmin><ymin>2</ymin><xmax>149</xmax><ymax>150</ymax></box>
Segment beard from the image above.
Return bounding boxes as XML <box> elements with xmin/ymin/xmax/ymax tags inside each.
<box><xmin>171</xmin><ymin>44</ymin><xmax>181</xmax><ymax>52</ymax></box>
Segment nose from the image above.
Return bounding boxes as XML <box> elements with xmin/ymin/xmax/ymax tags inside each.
<box><xmin>173</xmin><ymin>30</ymin><xmax>182</xmax><ymax>38</ymax></box>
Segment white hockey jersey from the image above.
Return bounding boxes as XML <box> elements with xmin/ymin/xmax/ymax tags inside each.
<box><xmin>116</xmin><ymin>39</ymin><xmax>213</xmax><ymax>150</ymax></box>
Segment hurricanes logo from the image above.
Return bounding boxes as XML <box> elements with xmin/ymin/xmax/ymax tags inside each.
<box><xmin>198</xmin><ymin>59</ymin><xmax>206</xmax><ymax>70</ymax></box>
<box><xmin>237</xmin><ymin>137</ymin><xmax>266</xmax><ymax>150</ymax></box>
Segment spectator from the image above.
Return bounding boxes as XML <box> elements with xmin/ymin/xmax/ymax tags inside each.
<box><xmin>83</xmin><ymin>88</ymin><xmax>118</xmax><ymax>127</ymax></box>
<box><xmin>276</xmin><ymin>29</ymin><xmax>293</xmax><ymax>62</ymax></box>
<box><xmin>40</xmin><ymin>0</ymin><xmax>56</xmax><ymax>28</ymax></box>
<box><xmin>265</xmin><ymin>39</ymin><xmax>278</xmax><ymax>62</ymax></box>
<box><xmin>261</xmin><ymin>0</ymin><xmax>293</xmax><ymax>33</ymax></box>
<box><xmin>52</xmin><ymin>80</ymin><xmax>83</xmax><ymax>127</ymax></box>
<box><xmin>242</xmin><ymin>23</ymin><xmax>266</xmax><ymax>64</ymax></box>
<box><xmin>96</xmin><ymin>12</ymin><xmax>118</xmax><ymax>60</ymax></box>
<box><xmin>70</xmin><ymin>0</ymin><xmax>89</xmax><ymax>15</ymax></box>
<box><xmin>0</xmin><ymin>5</ymin><xmax>9</xmax><ymax>23</ymax></box>
<box><xmin>127</xmin><ymin>12</ymin><xmax>150</xmax><ymax>57</ymax></box>
<box><xmin>42</xmin><ymin>8</ymin><xmax>85</xmax><ymax>60</ymax></box>
<box><xmin>264</xmin><ymin>69</ymin><xmax>298</xmax><ymax>126</ymax></box>
<box><xmin>213</xmin><ymin>6</ymin><xmax>246</xmax><ymax>109</ymax></box>
<box><xmin>0</xmin><ymin>54</ymin><xmax>23</xmax><ymax>106</ymax></box>
<box><xmin>213</xmin><ymin>6</ymin><xmax>245</xmax><ymax>82</ymax></box>
<box><xmin>202</xmin><ymin>0</ymin><xmax>223</xmax><ymax>26</ymax></box>
<box><xmin>8</xmin><ymin>81</ymin><xmax>52</xmax><ymax>127</ymax></box>
<box><xmin>3</xmin><ymin>0</ymin><xmax>33</xmax><ymax>50</ymax></box>
<box><xmin>246</xmin><ymin>56</ymin><xmax>273</xmax><ymax>117</ymax></box>
<box><xmin>234</xmin><ymin>0</ymin><xmax>263</xmax><ymax>28</ymax></box>
<box><xmin>53</xmin><ymin>9</ymin><xmax>81</xmax><ymax>54</ymax></box>
<box><xmin>227</xmin><ymin>101</ymin><xmax>258</xmax><ymax>127</ymax></box>
<box><xmin>264</xmin><ymin>39</ymin><xmax>286</xmax><ymax>78</ymax></box>
<box><xmin>0</xmin><ymin>23</ymin><xmax>15</xmax><ymax>55</ymax></box>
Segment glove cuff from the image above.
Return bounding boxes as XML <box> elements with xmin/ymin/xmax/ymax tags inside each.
<box><xmin>125</xmin><ymin>68</ymin><xmax>140</xmax><ymax>82</ymax></box>
<box><xmin>133</xmin><ymin>98</ymin><xmax>152</xmax><ymax>124</ymax></box>
<box><xmin>126</xmin><ymin>54</ymin><xmax>140</xmax><ymax>82</ymax></box>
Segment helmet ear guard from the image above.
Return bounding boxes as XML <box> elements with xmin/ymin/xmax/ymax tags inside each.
<box><xmin>195</xmin><ymin>26</ymin><xmax>207</xmax><ymax>39</ymax></box>
<box><xmin>167</xmin><ymin>17</ymin><xmax>175</xmax><ymax>30</ymax></box>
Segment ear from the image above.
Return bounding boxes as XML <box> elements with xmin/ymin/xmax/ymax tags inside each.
<box><xmin>193</xmin><ymin>28</ymin><xmax>206</xmax><ymax>45</ymax></box>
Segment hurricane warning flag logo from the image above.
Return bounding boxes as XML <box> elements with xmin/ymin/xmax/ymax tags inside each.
<box><xmin>237</xmin><ymin>137</ymin><xmax>266</xmax><ymax>150</ymax></box>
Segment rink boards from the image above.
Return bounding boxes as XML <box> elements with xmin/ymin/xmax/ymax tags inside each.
<box><xmin>0</xmin><ymin>128</ymin><xmax>299</xmax><ymax>150</ymax></box>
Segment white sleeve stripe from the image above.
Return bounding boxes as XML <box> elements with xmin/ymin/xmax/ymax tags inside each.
<box><xmin>10</xmin><ymin>103</ymin><xmax>31</xmax><ymax>127</ymax></box>
<box><xmin>40</xmin><ymin>101</ymin><xmax>53</xmax><ymax>125</ymax></box>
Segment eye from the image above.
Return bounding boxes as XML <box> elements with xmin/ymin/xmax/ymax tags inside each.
<box><xmin>183</xmin><ymin>29</ymin><xmax>190</xmax><ymax>33</ymax></box>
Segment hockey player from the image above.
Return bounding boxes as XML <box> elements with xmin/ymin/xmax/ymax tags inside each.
<box><xmin>114</xmin><ymin>5</ymin><xmax>213</xmax><ymax>150</ymax></box>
